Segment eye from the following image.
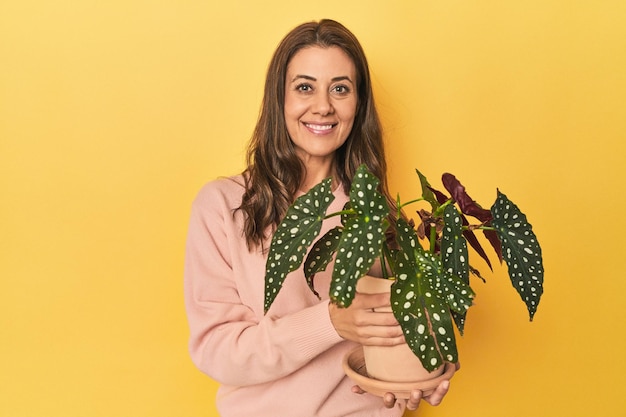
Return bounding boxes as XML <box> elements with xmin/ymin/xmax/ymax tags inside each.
<box><xmin>332</xmin><ymin>84</ymin><xmax>351</xmax><ymax>95</ymax></box>
<box><xmin>295</xmin><ymin>83</ymin><xmax>313</xmax><ymax>92</ymax></box>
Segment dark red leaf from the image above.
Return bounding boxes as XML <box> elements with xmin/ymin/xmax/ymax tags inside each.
<box><xmin>442</xmin><ymin>173</ymin><xmax>492</xmax><ymax>223</ymax></box>
<box><xmin>460</xmin><ymin>216</ymin><xmax>493</xmax><ymax>271</ymax></box>
<box><xmin>483</xmin><ymin>229</ymin><xmax>503</xmax><ymax>263</ymax></box>
<box><xmin>428</xmin><ymin>186</ymin><xmax>449</xmax><ymax>204</ymax></box>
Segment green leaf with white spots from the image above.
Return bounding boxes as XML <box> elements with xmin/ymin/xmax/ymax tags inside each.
<box><xmin>441</xmin><ymin>205</ymin><xmax>469</xmax><ymax>284</ymax></box>
<box><xmin>438</xmin><ymin>268</ymin><xmax>474</xmax><ymax>316</ymax></box>
<box><xmin>392</xmin><ymin>218</ymin><xmax>460</xmax><ymax>372</ymax></box>
<box><xmin>330</xmin><ymin>165</ymin><xmax>389</xmax><ymax>307</ymax></box>
<box><xmin>421</xmin><ymin>249</ymin><xmax>474</xmax><ymax>317</ymax></box>
<box><xmin>304</xmin><ymin>226</ymin><xmax>343</xmax><ymax>298</ymax></box>
<box><xmin>331</xmin><ymin>217</ymin><xmax>385</xmax><ymax>306</ymax></box>
<box><xmin>398</xmin><ymin>212</ymin><xmax>473</xmax><ymax>318</ymax></box>
<box><xmin>340</xmin><ymin>201</ymin><xmax>355</xmax><ymax>226</ymax></box>
<box><xmin>490</xmin><ymin>190</ymin><xmax>544</xmax><ymax>321</ymax></box>
<box><xmin>348</xmin><ymin>165</ymin><xmax>389</xmax><ymax>222</ymax></box>
<box><xmin>441</xmin><ymin>204</ymin><xmax>470</xmax><ymax>334</ymax></box>
<box><xmin>392</xmin><ymin>270</ymin><xmax>451</xmax><ymax>372</ymax></box>
<box><xmin>264</xmin><ymin>178</ymin><xmax>334</xmax><ymax>313</ymax></box>
<box><xmin>394</xmin><ymin>217</ymin><xmax>421</xmax><ymax>256</ymax></box>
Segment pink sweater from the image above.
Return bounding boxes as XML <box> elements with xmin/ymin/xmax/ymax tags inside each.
<box><xmin>184</xmin><ymin>176</ymin><xmax>405</xmax><ymax>417</ymax></box>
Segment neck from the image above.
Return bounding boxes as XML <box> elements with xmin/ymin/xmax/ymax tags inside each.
<box><xmin>299</xmin><ymin>159</ymin><xmax>336</xmax><ymax>193</ymax></box>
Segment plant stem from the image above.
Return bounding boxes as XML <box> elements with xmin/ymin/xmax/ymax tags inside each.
<box><xmin>433</xmin><ymin>199</ymin><xmax>453</xmax><ymax>217</ymax></box>
<box><xmin>429</xmin><ymin>224</ymin><xmax>437</xmax><ymax>253</ymax></box>
<box><xmin>398</xmin><ymin>197</ymin><xmax>425</xmax><ymax>210</ymax></box>
<box><xmin>461</xmin><ymin>225</ymin><xmax>497</xmax><ymax>231</ymax></box>
<box><xmin>380</xmin><ymin>253</ymin><xmax>389</xmax><ymax>279</ymax></box>
<box><xmin>323</xmin><ymin>209</ymin><xmax>355</xmax><ymax>220</ymax></box>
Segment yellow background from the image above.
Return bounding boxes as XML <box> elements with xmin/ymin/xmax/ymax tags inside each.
<box><xmin>1</xmin><ymin>1</ymin><xmax>625</xmax><ymax>416</ymax></box>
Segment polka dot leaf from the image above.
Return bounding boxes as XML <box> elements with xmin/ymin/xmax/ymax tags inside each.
<box><xmin>340</xmin><ymin>201</ymin><xmax>356</xmax><ymax>225</ymax></box>
<box><xmin>490</xmin><ymin>190</ymin><xmax>544</xmax><ymax>321</ymax></box>
<box><xmin>264</xmin><ymin>178</ymin><xmax>335</xmax><ymax>313</ymax></box>
<box><xmin>441</xmin><ymin>204</ymin><xmax>471</xmax><ymax>334</ymax></box>
<box><xmin>303</xmin><ymin>226</ymin><xmax>343</xmax><ymax>298</ymax></box>
<box><xmin>392</xmin><ymin>217</ymin><xmax>467</xmax><ymax>372</ymax></box>
<box><xmin>330</xmin><ymin>165</ymin><xmax>390</xmax><ymax>307</ymax></box>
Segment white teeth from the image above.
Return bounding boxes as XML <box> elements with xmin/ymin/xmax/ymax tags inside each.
<box><xmin>305</xmin><ymin>123</ymin><xmax>333</xmax><ymax>131</ymax></box>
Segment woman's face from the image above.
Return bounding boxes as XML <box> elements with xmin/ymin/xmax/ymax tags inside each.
<box><xmin>284</xmin><ymin>46</ymin><xmax>357</xmax><ymax>167</ymax></box>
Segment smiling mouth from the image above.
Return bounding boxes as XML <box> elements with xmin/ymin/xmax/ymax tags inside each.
<box><xmin>304</xmin><ymin>122</ymin><xmax>336</xmax><ymax>132</ymax></box>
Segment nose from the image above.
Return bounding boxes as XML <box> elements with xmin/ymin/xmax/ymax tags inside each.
<box><xmin>312</xmin><ymin>92</ymin><xmax>334</xmax><ymax>116</ymax></box>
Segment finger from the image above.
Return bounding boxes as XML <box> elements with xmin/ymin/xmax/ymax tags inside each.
<box><xmin>383</xmin><ymin>392</ymin><xmax>396</xmax><ymax>408</ymax></box>
<box><xmin>354</xmin><ymin>322</ymin><xmax>404</xmax><ymax>339</ymax></box>
<box><xmin>351</xmin><ymin>385</ymin><xmax>365</xmax><ymax>395</ymax></box>
<box><xmin>355</xmin><ymin>292</ymin><xmax>393</xmax><ymax>310</ymax></box>
<box><xmin>406</xmin><ymin>389</ymin><xmax>424</xmax><ymax>411</ymax></box>
<box><xmin>358</xmin><ymin>334</ymin><xmax>406</xmax><ymax>346</ymax></box>
<box><xmin>362</xmin><ymin>310</ymin><xmax>401</xmax><ymax>326</ymax></box>
<box><xmin>352</xmin><ymin>310</ymin><xmax>399</xmax><ymax>328</ymax></box>
<box><xmin>423</xmin><ymin>380</ymin><xmax>450</xmax><ymax>406</ymax></box>
<box><xmin>350</xmin><ymin>320</ymin><xmax>404</xmax><ymax>344</ymax></box>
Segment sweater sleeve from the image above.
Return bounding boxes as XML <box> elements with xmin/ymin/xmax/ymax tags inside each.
<box><xmin>183</xmin><ymin>181</ymin><xmax>344</xmax><ymax>387</ymax></box>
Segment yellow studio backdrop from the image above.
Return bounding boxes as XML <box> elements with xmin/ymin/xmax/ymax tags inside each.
<box><xmin>1</xmin><ymin>1</ymin><xmax>625</xmax><ymax>416</ymax></box>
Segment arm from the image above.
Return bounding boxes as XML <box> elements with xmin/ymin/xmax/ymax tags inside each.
<box><xmin>184</xmin><ymin>182</ymin><xmax>344</xmax><ymax>386</ymax></box>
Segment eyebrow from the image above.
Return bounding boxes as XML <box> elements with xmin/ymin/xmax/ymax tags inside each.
<box><xmin>291</xmin><ymin>74</ymin><xmax>354</xmax><ymax>84</ymax></box>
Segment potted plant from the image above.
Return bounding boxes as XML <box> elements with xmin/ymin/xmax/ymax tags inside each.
<box><xmin>263</xmin><ymin>164</ymin><xmax>544</xmax><ymax>392</ymax></box>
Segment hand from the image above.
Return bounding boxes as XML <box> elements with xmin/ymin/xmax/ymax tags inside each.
<box><xmin>350</xmin><ymin>380</ymin><xmax>450</xmax><ymax>411</ymax></box>
<box><xmin>329</xmin><ymin>292</ymin><xmax>405</xmax><ymax>346</ymax></box>
<box><xmin>404</xmin><ymin>379</ymin><xmax>451</xmax><ymax>411</ymax></box>
<box><xmin>351</xmin><ymin>363</ymin><xmax>460</xmax><ymax>410</ymax></box>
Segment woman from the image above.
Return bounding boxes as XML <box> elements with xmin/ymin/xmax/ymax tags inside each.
<box><xmin>184</xmin><ymin>19</ymin><xmax>453</xmax><ymax>416</ymax></box>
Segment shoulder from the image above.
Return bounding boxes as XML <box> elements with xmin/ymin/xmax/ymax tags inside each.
<box><xmin>191</xmin><ymin>175</ymin><xmax>246</xmax><ymax>215</ymax></box>
<box><xmin>194</xmin><ymin>175</ymin><xmax>245</xmax><ymax>202</ymax></box>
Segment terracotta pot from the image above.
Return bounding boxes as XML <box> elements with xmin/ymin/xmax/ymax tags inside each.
<box><xmin>342</xmin><ymin>347</ymin><xmax>456</xmax><ymax>398</ymax></box>
<box><xmin>355</xmin><ymin>275</ymin><xmax>446</xmax><ymax>382</ymax></box>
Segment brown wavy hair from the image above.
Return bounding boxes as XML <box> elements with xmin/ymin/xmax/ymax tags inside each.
<box><xmin>239</xmin><ymin>19</ymin><xmax>393</xmax><ymax>249</ymax></box>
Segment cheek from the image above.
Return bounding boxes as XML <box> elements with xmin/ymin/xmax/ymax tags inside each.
<box><xmin>283</xmin><ymin>97</ymin><xmax>301</xmax><ymax>139</ymax></box>
<box><xmin>284</xmin><ymin>94</ymin><xmax>305</xmax><ymax>119</ymax></box>
<box><xmin>341</xmin><ymin>101</ymin><xmax>358</xmax><ymax>126</ymax></box>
